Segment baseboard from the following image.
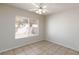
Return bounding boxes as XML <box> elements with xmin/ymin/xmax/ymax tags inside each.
<box><xmin>46</xmin><ymin>39</ymin><xmax>79</xmax><ymax>52</ymax></box>
<box><xmin>1</xmin><ymin>39</ymin><xmax>78</xmax><ymax>53</ymax></box>
<box><xmin>0</xmin><ymin>39</ymin><xmax>44</xmax><ymax>53</ymax></box>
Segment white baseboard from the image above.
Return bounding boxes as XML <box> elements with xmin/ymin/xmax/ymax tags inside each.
<box><xmin>46</xmin><ymin>39</ymin><xmax>79</xmax><ymax>52</ymax></box>
<box><xmin>1</xmin><ymin>39</ymin><xmax>78</xmax><ymax>53</ymax></box>
<box><xmin>0</xmin><ymin>39</ymin><xmax>44</xmax><ymax>53</ymax></box>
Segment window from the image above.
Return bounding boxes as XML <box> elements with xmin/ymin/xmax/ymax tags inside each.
<box><xmin>15</xmin><ymin>16</ymin><xmax>39</xmax><ymax>39</ymax></box>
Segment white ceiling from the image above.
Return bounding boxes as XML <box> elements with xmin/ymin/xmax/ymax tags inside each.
<box><xmin>7</xmin><ymin>3</ymin><xmax>79</xmax><ymax>15</ymax></box>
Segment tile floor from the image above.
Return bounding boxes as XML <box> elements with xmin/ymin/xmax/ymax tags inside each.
<box><xmin>0</xmin><ymin>40</ymin><xmax>79</xmax><ymax>55</ymax></box>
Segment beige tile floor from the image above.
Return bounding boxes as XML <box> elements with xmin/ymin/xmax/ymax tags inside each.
<box><xmin>0</xmin><ymin>40</ymin><xmax>79</xmax><ymax>55</ymax></box>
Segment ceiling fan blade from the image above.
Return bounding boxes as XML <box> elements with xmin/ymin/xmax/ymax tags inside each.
<box><xmin>32</xmin><ymin>3</ymin><xmax>39</xmax><ymax>8</ymax></box>
<box><xmin>42</xmin><ymin>5</ymin><xmax>47</xmax><ymax>8</ymax></box>
<box><xmin>29</xmin><ymin>9</ymin><xmax>37</xmax><ymax>11</ymax></box>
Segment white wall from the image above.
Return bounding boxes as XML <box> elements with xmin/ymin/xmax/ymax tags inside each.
<box><xmin>0</xmin><ymin>4</ymin><xmax>45</xmax><ymax>53</ymax></box>
<box><xmin>46</xmin><ymin>8</ymin><xmax>79</xmax><ymax>51</ymax></box>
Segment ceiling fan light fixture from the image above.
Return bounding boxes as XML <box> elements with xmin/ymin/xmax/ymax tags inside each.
<box><xmin>31</xmin><ymin>3</ymin><xmax>48</xmax><ymax>15</ymax></box>
<box><xmin>35</xmin><ymin>10</ymin><xmax>42</xmax><ymax>14</ymax></box>
<box><xmin>35</xmin><ymin>9</ymin><xmax>47</xmax><ymax>14</ymax></box>
<box><xmin>39</xmin><ymin>9</ymin><xmax>42</xmax><ymax>12</ymax></box>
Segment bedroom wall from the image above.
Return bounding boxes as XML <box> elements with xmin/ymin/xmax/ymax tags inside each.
<box><xmin>46</xmin><ymin>8</ymin><xmax>79</xmax><ymax>51</ymax></box>
<box><xmin>0</xmin><ymin>4</ymin><xmax>45</xmax><ymax>53</ymax></box>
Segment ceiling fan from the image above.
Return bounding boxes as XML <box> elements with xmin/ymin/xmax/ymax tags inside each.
<box><xmin>30</xmin><ymin>3</ymin><xmax>48</xmax><ymax>14</ymax></box>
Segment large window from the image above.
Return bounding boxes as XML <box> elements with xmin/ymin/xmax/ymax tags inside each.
<box><xmin>15</xmin><ymin>16</ymin><xmax>39</xmax><ymax>39</ymax></box>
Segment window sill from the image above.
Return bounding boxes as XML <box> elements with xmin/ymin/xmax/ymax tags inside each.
<box><xmin>15</xmin><ymin>34</ymin><xmax>39</xmax><ymax>39</ymax></box>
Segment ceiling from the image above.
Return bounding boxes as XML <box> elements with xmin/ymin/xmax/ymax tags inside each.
<box><xmin>7</xmin><ymin>3</ymin><xmax>79</xmax><ymax>15</ymax></box>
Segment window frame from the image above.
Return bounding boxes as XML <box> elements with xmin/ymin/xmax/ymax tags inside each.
<box><xmin>15</xmin><ymin>16</ymin><xmax>39</xmax><ymax>39</ymax></box>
